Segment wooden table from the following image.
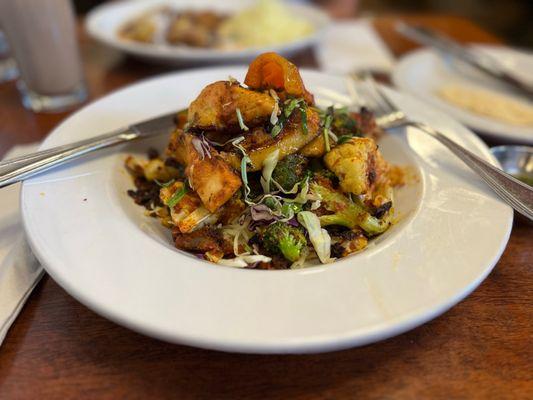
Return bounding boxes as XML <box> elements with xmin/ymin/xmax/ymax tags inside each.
<box><xmin>0</xmin><ymin>15</ymin><xmax>531</xmax><ymax>399</ymax></box>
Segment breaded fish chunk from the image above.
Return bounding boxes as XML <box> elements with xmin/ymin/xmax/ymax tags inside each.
<box><xmin>166</xmin><ymin>129</ymin><xmax>242</xmax><ymax>212</ymax></box>
<box><xmin>220</xmin><ymin>107</ymin><xmax>321</xmax><ymax>172</ymax></box>
<box><xmin>187</xmin><ymin>81</ymin><xmax>275</xmax><ymax>131</ymax></box>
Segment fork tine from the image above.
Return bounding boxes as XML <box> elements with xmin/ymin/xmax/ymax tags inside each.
<box><xmin>350</xmin><ymin>71</ymin><xmax>386</xmax><ymax>116</ymax></box>
<box><xmin>345</xmin><ymin>76</ymin><xmax>366</xmax><ymax>108</ymax></box>
<box><xmin>363</xmin><ymin>74</ymin><xmax>398</xmax><ymax>114</ymax></box>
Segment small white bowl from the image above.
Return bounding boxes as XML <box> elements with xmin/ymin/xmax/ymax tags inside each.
<box><xmin>491</xmin><ymin>145</ymin><xmax>533</xmax><ymax>185</ymax></box>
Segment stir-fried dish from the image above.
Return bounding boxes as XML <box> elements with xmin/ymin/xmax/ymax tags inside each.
<box><xmin>126</xmin><ymin>53</ymin><xmax>404</xmax><ymax>269</ymax></box>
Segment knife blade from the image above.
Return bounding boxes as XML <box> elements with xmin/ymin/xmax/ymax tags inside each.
<box><xmin>0</xmin><ymin>110</ymin><xmax>180</xmax><ymax>188</ymax></box>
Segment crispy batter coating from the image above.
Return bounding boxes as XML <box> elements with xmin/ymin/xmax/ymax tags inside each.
<box><xmin>166</xmin><ymin>130</ymin><xmax>242</xmax><ymax>212</ymax></box>
<box><xmin>187</xmin><ymin>81</ymin><xmax>275</xmax><ymax>132</ymax></box>
<box><xmin>220</xmin><ymin>108</ymin><xmax>321</xmax><ymax>171</ymax></box>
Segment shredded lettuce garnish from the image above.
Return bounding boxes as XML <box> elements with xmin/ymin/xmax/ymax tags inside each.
<box><xmin>166</xmin><ymin>182</ymin><xmax>189</xmax><ymax>209</ymax></box>
<box><xmin>297</xmin><ymin>211</ymin><xmax>335</xmax><ymax>264</ymax></box>
<box><xmin>154</xmin><ymin>178</ymin><xmax>175</xmax><ymax>188</ymax></box>
<box><xmin>217</xmin><ymin>254</ymin><xmax>272</xmax><ymax>268</ymax></box>
<box><xmin>241</xmin><ymin>155</ymin><xmax>252</xmax><ymax>202</ymax></box>
<box><xmin>286</xmin><ymin>176</ymin><xmax>310</xmax><ymax>204</ymax></box>
<box><xmin>323</xmin><ymin>113</ymin><xmax>332</xmax><ymax>152</ymax></box>
<box><xmin>223</xmin><ymin>219</ymin><xmax>253</xmax><ymax>256</ymax></box>
<box><xmin>260</xmin><ymin>149</ymin><xmax>280</xmax><ymax>193</ymax></box>
<box><xmin>231</xmin><ymin>136</ymin><xmax>254</xmax><ymax>205</ymax></box>
<box><xmin>269</xmin><ymin>89</ymin><xmax>280</xmax><ymax>125</ymax></box>
<box><xmin>236</xmin><ymin>108</ymin><xmax>249</xmax><ymax>131</ymax></box>
<box><xmin>191</xmin><ymin>135</ymin><xmax>212</xmax><ymax>160</ymax></box>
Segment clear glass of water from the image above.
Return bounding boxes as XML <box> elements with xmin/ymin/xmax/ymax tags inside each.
<box><xmin>0</xmin><ymin>0</ymin><xmax>87</xmax><ymax>112</ymax></box>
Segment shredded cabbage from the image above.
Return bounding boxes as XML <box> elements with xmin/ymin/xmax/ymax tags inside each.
<box><xmin>269</xmin><ymin>89</ymin><xmax>280</xmax><ymax>125</ymax></box>
<box><xmin>297</xmin><ymin>211</ymin><xmax>335</xmax><ymax>264</ymax></box>
<box><xmin>260</xmin><ymin>149</ymin><xmax>280</xmax><ymax>193</ymax></box>
<box><xmin>217</xmin><ymin>254</ymin><xmax>272</xmax><ymax>268</ymax></box>
<box><xmin>236</xmin><ymin>108</ymin><xmax>249</xmax><ymax>131</ymax></box>
<box><xmin>285</xmin><ymin>177</ymin><xmax>310</xmax><ymax>204</ymax></box>
<box><xmin>232</xmin><ymin>137</ymin><xmax>253</xmax><ymax>205</ymax></box>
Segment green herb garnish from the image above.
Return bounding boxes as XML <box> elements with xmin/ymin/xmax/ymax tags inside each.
<box><xmin>336</xmin><ymin>135</ymin><xmax>353</xmax><ymax>144</ymax></box>
<box><xmin>154</xmin><ymin>178</ymin><xmax>175</xmax><ymax>188</ymax></box>
<box><xmin>166</xmin><ymin>182</ymin><xmax>189</xmax><ymax>208</ymax></box>
<box><xmin>271</xmin><ymin>124</ymin><xmax>283</xmax><ymax>137</ymax></box>
<box><xmin>270</xmin><ymin>98</ymin><xmax>307</xmax><ymax>137</ymax></box>
<box><xmin>323</xmin><ymin>114</ymin><xmax>332</xmax><ymax>152</ymax></box>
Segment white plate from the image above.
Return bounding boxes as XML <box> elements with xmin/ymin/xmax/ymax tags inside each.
<box><xmin>21</xmin><ymin>67</ymin><xmax>513</xmax><ymax>354</ymax></box>
<box><xmin>85</xmin><ymin>0</ymin><xmax>329</xmax><ymax>65</ymax></box>
<box><xmin>392</xmin><ymin>45</ymin><xmax>533</xmax><ymax>144</ymax></box>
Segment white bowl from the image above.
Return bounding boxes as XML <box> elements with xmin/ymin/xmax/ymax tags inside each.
<box><xmin>21</xmin><ymin>67</ymin><xmax>512</xmax><ymax>353</ymax></box>
<box><xmin>393</xmin><ymin>45</ymin><xmax>533</xmax><ymax>144</ymax></box>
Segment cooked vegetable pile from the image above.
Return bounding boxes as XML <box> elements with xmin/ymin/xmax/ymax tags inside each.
<box><xmin>126</xmin><ymin>52</ymin><xmax>403</xmax><ymax>269</ymax></box>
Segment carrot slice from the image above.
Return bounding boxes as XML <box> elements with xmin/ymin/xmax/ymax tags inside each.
<box><xmin>244</xmin><ymin>52</ymin><xmax>313</xmax><ymax>104</ymax></box>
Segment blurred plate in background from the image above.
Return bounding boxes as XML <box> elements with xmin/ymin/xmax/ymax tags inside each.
<box><xmin>86</xmin><ymin>0</ymin><xmax>329</xmax><ymax>65</ymax></box>
<box><xmin>393</xmin><ymin>45</ymin><xmax>533</xmax><ymax>144</ymax></box>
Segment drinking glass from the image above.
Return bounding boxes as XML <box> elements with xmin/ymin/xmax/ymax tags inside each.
<box><xmin>0</xmin><ymin>0</ymin><xmax>87</xmax><ymax>112</ymax></box>
<box><xmin>0</xmin><ymin>30</ymin><xmax>18</xmax><ymax>83</ymax></box>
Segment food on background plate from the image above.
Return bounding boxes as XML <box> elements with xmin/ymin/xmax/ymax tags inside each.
<box><xmin>118</xmin><ymin>0</ymin><xmax>314</xmax><ymax>50</ymax></box>
<box><xmin>126</xmin><ymin>52</ymin><xmax>404</xmax><ymax>269</ymax></box>
<box><xmin>437</xmin><ymin>83</ymin><xmax>533</xmax><ymax>126</ymax></box>
<box><xmin>217</xmin><ymin>0</ymin><xmax>313</xmax><ymax>49</ymax></box>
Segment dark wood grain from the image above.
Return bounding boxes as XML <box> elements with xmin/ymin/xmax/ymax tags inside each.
<box><xmin>0</xmin><ymin>14</ymin><xmax>531</xmax><ymax>400</ymax></box>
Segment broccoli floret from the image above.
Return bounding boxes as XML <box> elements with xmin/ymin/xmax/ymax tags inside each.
<box><xmin>272</xmin><ymin>154</ymin><xmax>309</xmax><ymax>191</ymax></box>
<box><xmin>262</xmin><ymin>221</ymin><xmax>307</xmax><ymax>262</ymax></box>
<box><xmin>331</xmin><ymin>110</ymin><xmax>361</xmax><ymax>138</ymax></box>
<box><xmin>308</xmin><ymin>158</ymin><xmax>339</xmax><ymax>187</ymax></box>
<box><xmin>281</xmin><ymin>202</ymin><xmax>302</xmax><ymax>218</ymax></box>
<box><xmin>310</xmin><ymin>182</ymin><xmax>391</xmax><ymax>236</ymax></box>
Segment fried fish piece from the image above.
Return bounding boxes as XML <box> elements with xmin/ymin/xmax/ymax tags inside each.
<box><xmin>166</xmin><ymin>129</ymin><xmax>242</xmax><ymax>212</ymax></box>
<box><xmin>187</xmin><ymin>81</ymin><xmax>275</xmax><ymax>132</ymax></box>
<box><xmin>220</xmin><ymin>107</ymin><xmax>321</xmax><ymax>172</ymax></box>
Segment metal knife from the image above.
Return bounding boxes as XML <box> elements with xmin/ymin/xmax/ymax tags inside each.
<box><xmin>0</xmin><ymin>111</ymin><xmax>178</xmax><ymax>188</ymax></box>
<box><xmin>396</xmin><ymin>22</ymin><xmax>533</xmax><ymax>99</ymax></box>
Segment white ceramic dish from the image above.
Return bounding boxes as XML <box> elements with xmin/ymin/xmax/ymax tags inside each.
<box><xmin>85</xmin><ymin>0</ymin><xmax>329</xmax><ymax>65</ymax></box>
<box><xmin>21</xmin><ymin>67</ymin><xmax>513</xmax><ymax>354</ymax></box>
<box><xmin>392</xmin><ymin>45</ymin><xmax>533</xmax><ymax>144</ymax></box>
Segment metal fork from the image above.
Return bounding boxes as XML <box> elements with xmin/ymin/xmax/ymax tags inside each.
<box><xmin>346</xmin><ymin>73</ymin><xmax>533</xmax><ymax>222</ymax></box>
